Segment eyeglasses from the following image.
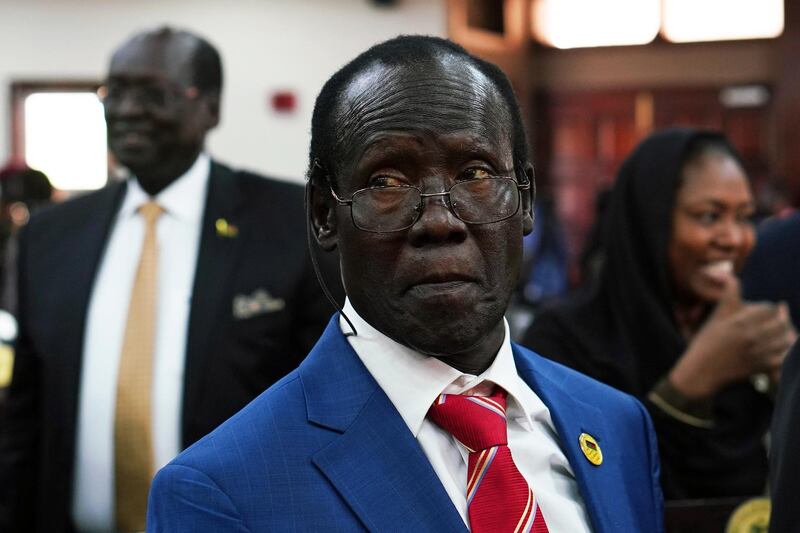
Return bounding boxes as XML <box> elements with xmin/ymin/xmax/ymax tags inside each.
<box><xmin>329</xmin><ymin>177</ymin><xmax>530</xmax><ymax>233</ymax></box>
<box><xmin>98</xmin><ymin>81</ymin><xmax>198</xmax><ymax>114</ymax></box>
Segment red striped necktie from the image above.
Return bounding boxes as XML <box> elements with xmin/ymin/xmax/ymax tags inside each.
<box><xmin>428</xmin><ymin>389</ymin><xmax>549</xmax><ymax>533</ymax></box>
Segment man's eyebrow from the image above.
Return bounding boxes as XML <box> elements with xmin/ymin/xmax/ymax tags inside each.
<box><xmin>105</xmin><ymin>71</ymin><xmax>163</xmax><ymax>82</ymax></box>
<box><xmin>457</xmin><ymin>135</ymin><xmax>505</xmax><ymax>153</ymax></box>
<box><xmin>106</xmin><ymin>77</ymin><xmax>137</xmax><ymax>85</ymax></box>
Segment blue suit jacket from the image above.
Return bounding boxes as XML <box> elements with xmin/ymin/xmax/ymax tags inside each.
<box><xmin>148</xmin><ymin>317</ymin><xmax>664</xmax><ymax>532</ymax></box>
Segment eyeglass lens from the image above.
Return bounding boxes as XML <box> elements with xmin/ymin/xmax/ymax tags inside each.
<box><xmin>350</xmin><ymin>178</ymin><xmax>521</xmax><ymax>232</ymax></box>
<box><xmin>102</xmin><ymin>83</ymin><xmax>177</xmax><ymax>112</ymax></box>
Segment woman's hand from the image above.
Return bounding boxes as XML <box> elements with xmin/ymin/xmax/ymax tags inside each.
<box><xmin>669</xmin><ymin>275</ymin><xmax>797</xmax><ymax>399</ymax></box>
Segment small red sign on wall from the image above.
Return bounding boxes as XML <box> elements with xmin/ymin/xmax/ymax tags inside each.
<box><xmin>271</xmin><ymin>91</ymin><xmax>296</xmax><ymax>113</ymax></box>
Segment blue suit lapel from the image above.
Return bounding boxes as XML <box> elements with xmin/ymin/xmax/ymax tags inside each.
<box><xmin>300</xmin><ymin>323</ymin><xmax>639</xmax><ymax>533</ymax></box>
<box><xmin>513</xmin><ymin>343</ymin><xmax>625</xmax><ymax>533</ymax></box>
<box><xmin>300</xmin><ymin>319</ymin><xmax>467</xmax><ymax>533</ymax></box>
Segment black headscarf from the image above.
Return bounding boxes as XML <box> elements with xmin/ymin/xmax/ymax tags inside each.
<box><xmin>601</xmin><ymin>127</ymin><xmax>720</xmax><ymax>389</ymax></box>
<box><xmin>523</xmin><ymin>128</ymin><xmax>771</xmax><ymax>498</ymax></box>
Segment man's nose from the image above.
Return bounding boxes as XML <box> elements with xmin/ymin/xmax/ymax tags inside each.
<box><xmin>407</xmin><ymin>192</ymin><xmax>467</xmax><ymax>245</ymax></box>
<box><xmin>109</xmin><ymin>90</ymin><xmax>147</xmax><ymax>116</ymax></box>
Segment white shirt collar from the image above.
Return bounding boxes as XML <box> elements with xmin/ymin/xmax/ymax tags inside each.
<box><xmin>340</xmin><ymin>298</ymin><xmax>537</xmax><ymax>437</ymax></box>
<box><xmin>118</xmin><ymin>152</ymin><xmax>211</xmax><ymax>222</ymax></box>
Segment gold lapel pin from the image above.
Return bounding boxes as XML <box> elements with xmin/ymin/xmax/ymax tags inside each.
<box><xmin>579</xmin><ymin>432</ymin><xmax>603</xmax><ymax>466</ymax></box>
<box><xmin>215</xmin><ymin>218</ymin><xmax>239</xmax><ymax>238</ymax></box>
<box><xmin>726</xmin><ymin>497</ymin><xmax>770</xmax><ymax>533</ymax></box>
<box><xmin>0</xmin><ymin>344</ymin><xmax>14</xmax><ymax>388</ymax></box>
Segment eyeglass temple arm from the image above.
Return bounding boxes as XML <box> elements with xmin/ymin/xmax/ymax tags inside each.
<box><xmin>328</xmin><ymin>186</ymin><xmax>353</xmax><ymax>206</ymax></box>
<box><xmin>303</xmin><ymin>182</ymin><xmax>358</xmax><ymax>337</ymax></box>
<box><xmin>310</xmin><ymin>160</ymin><xmax>353</xmax><ymax>207</ymax></box>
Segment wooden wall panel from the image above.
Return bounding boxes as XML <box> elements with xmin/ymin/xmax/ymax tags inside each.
<box><xmin>535</xmin><ymin>91</ymin><xmax>639</xmax><ymax>281</ymax></box>
<box><xmin>537</xmin><ymin>86</ymin><xmax>772</xmax><ymax>284</ymax></box>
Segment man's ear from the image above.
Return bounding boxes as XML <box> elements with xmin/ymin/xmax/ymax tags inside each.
<box><xmin>522</xmin><ymin>164</ymin><xmax>535</xmax><ymax>235</ymax></box>
<box><xmin>308</xmin><ymin>180</ymin><xmax>338</xmax><ymax>251</ymax></box>
<box><xmin>197</xmin><ymin>90</ymin><xmax>221</xmax><ymax>130</ymax></box>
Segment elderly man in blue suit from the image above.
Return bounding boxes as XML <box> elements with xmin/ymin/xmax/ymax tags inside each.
<box><xmin>148</xmin><ymin>36</ymin><xmax>664</xmax><ymax>532</ymax></box>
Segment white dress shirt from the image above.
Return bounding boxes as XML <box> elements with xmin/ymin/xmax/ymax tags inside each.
<box><xmin>72</xmin><ymin>154</ymin><xmax>210</xmax><ymax>532</ymax></box>
<box><xmin>340</xmin><ymin>299</ymin><xmax>592</xmax><ymax>533</ymax></box>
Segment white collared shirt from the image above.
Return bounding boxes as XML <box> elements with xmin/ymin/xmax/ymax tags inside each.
<box><xmin>72</xmin><ymin>154</ymin><xmax>210</xmax><ymax>532</ymax></box>
<box><xmin>340</xmin><ymin>299</ymin><xmax>592</xmax><ymax>533</ymax></box>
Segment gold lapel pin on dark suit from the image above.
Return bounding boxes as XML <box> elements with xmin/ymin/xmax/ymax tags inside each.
<box><xmin>215</xmin><ymin>218</ymin><xmax>239</xmax><ymax>238</ymax></box>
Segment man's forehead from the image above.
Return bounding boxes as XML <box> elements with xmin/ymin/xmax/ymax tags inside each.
<box><xmin>109</xmin><ymin>34</ymin><xmax>194</xmax><ymax>81</ymax></box>
<box><xmin>332</xmin><ymin>54</ymin><xmax>511</xmax><ymax>165</ymax></box>
<box><xmin>339</xmin><ymin>54</ymin><xmax>497</xmax><ymax>110</ymax></box>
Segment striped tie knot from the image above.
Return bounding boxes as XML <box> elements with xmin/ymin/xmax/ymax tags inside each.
<box><xmin>428</xmin><ymin>390</ymin><xmax>508</xmax><ymax>452</ymax></box>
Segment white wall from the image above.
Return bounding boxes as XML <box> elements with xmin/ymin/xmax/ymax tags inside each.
<box><xmin>0</xmin><ymin>0</ymin><xmax>446</xmax><ymax>182</ymax></box>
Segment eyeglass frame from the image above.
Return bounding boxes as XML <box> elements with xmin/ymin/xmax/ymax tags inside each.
<box><xmin>326</xmin><ymin>173</ymin><xmax>532</xmax><ymax>234</ymax></box>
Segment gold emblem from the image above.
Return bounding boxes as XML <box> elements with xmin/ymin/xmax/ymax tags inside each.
<box><xmin>579</xmin><ymin>432</ymin><xmax>603</xmax><ymax>466</ymax></box>
<box><xmin>0</xmin><ymin>344</ymin><xmax>14</xmax><ymax>388</ymax></box>
<box><xmin>215</xmin><ymin>218</ymin><xmax>239</xmax><ymax>238</ymax></box>
<box><xmin>726</xmin><ymin>497</ymin><xmax>770</xmax><ymax>533</ymax></box>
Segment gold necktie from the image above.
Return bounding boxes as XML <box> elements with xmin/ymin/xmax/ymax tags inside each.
<box><xmin>114</xmin><ymin>201</ymin><xmax>163</xmax><ymax>532</ymax></box>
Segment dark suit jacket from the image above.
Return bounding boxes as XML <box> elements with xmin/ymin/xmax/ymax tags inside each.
<box><xmin>0</xmin><ymin>161</ymin><xmax>341</xmax><ymax>533</ymax></box>
<box><xmin>148</xmin><ymin>317</ymin><xmax>665</xmax><ymax>533</ymax></box>
<box><xmin>742</xmin><ymin>213</ymin><xmax>800</xmax><ymax>328</ymax></box>
<box><xmin>769</xmin><ymin>340</ymin><xmax>800</xmax><ymax>533</ymax></box>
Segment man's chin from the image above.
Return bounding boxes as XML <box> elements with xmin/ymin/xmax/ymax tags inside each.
<box><xmin>390</xmin><ymin>301</ymin><xmax>506</xmax><ymax>357</ymax></box>
<box><xmin>398</xmin><ymin>324</ymin><xmax>493</xmax><ymax>359</ymax></box>
<box><xmin>113</xmin><ymin>154</ymin><xmax>159</xmax><ymax>178</ymax></box>
<box><xmin>111</xmin><ymin>141</ymin><xmax>157</xmax><ymax>166</ymax></box>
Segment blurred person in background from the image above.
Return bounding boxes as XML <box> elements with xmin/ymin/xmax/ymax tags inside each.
<box><xmin>522</xmin><ymin>128</ymin><xmax>796</xmax><ymax>500</ymax></box>
<box><xmin>577</xmin><ymin>188</ymin><xmax>612</xmax><ymax>290</ymax></box>
<box><xmin>0</xmin><ymin>162</ymin><xmax>54</xmax><ymax>312</ymax></box>
<box><xmin>741</xmin><ymin>184</ymin><xmax>800</xmax><ymax>533</ymax></box>
<box><xmin>507</xmin><ymin>196</ymin><xmax>569</xmax><ymax>338</ymax></box>
<box><xmin>0</xmin><ymin>163</ymin><xmax>52</xmax><ymax>408</ymax></box>
<box><xmin>742</xmin><ymin>210</ymin><xmax>800</xmax><ymax>329</ymax></box>
<box><xmin>0</xmin><ymin>26</ymin><xmax>339</xmax><ymax>533</ymax></box>
<box><xmin>519</xmin><ymin>197</ymin><xmax>569</xmax><ymax>308</ymax></box>
<box><xmin>768</xmin><ymin>340</ymin><xmax>800</xmax><ymax>533</ymax></box>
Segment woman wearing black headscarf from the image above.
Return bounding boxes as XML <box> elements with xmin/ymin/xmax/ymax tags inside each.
<box><xmin>522</xmin><ymin>128</ymin><xmax>796</xmax><ymax>499</ymax></box>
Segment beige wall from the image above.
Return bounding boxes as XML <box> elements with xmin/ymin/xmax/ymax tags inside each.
<box><xmin>0</xmin><ymin>0</ymin><xmax>446</xmax><ymax>183</ymax></box>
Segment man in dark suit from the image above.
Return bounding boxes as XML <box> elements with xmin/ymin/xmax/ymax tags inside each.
<box><xmin>741</xmin><ymin>217</ymin><xmax>800</xmax><ymax>531</ymax></box>
<box><xmin>0</xmin><ymin>27</ymin><xmax>338</xmax><ymax>532</ymax></box>
<box><xmin>742</xmin><ymin>212</ymin><xmax>800</xmax><ymax>329</ymax></box>
<box><xmin>148</xmin><ymin>36</ymin><xmax>664</xmax><ymax>533</ymax></box>
<box><xmin>769</xmin><ymin>340</ymin><xmax>800</xmax><ymax>533</ymax></box>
